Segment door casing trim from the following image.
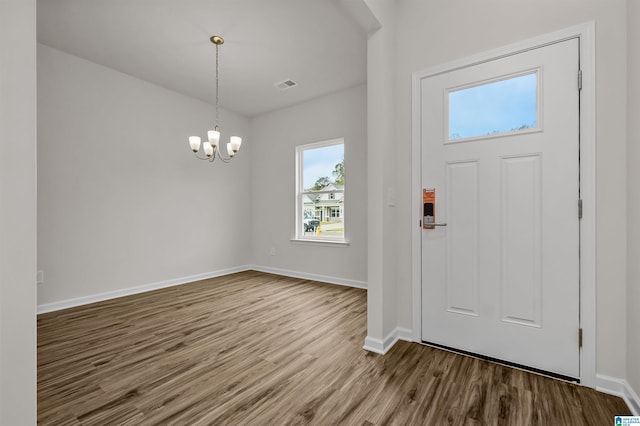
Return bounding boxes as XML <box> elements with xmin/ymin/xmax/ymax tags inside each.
<box><xmin>410</xmin><ymin>21</ymin><xmax>596</xmax><ymax>388</ymax></box>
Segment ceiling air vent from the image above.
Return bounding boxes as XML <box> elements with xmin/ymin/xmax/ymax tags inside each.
<box><xmin>274</xmin><ymin>79</ymin><xmax>297</xmax><ymax>91</ymax></box>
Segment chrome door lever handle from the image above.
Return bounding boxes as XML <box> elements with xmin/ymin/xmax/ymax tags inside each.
<box><xmin>425</xmin><ymin>222</ymin><xmax>447</xmax><ymax>227</ymax></box>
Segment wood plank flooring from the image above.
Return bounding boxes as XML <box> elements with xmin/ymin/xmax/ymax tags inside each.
<box><xmin>38</xmin><ymin>271</ymin><xmax>630</xmax><ymax>425</ymax></box>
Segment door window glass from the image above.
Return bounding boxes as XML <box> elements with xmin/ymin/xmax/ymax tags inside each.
<box><xmin>448</xmin><ymin>71</ymin><xmax>538</xmax><ymax>141</ymax></box>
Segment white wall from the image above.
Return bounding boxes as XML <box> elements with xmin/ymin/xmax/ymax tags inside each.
<box><xmin>37</xmin><ymin>44</ymin><xmax>252</xmax><ymax>306</ymax></box>
<box><xmin>249</xmin><ymin>84</ymin><xmax>367</xmax><ymax>285</ymax></box>
<box><xmin>391</xmin><ymin>0</ymin><xmax>628</xmax><ymax>379</ymax></box>
<box><xmin>0</xmin><ymin>0</ymin><xmax>37</xmax><ymax>423</ymax></box>
<box><xmin>627</xmin><ymin>0</ymin><xmax>640</xmax><ymax>399</ymax></box>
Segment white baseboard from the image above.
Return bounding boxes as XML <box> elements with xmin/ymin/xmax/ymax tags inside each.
<box><xmin>363</xmin><ymin>327</ymin><xmax>413</xmax><ymax>355</ymax></box>
<box><xmin>596</xmin><ymin>374</ymin><xmax>640</xmax><ymax>415</ymax></box>
<box><xmin>396</xmin><ymin>327</ymin><xmax>413</xmax><ymax>342</ymax></box>
<box><xmin>37</xmin><ymin>266</ymin><xmax>250</xmax><ymax>314</ymax></box>
<box><xmin>363</xmin><ymin>335</ymin><xmax>386</xmax><ymax>354</ymax></box>
<box><xmin>624</xmin><ymin>381</ymin><xmax>640</xmax><ymax>416</ymax></box>
<box><xmin>37</xmin><ymin>265</ymin><xmax>367</xmax><ymax>314</ymax></box>
<box><xmin>247</xmin><ymin>264</ymin><xmax>367</xmax><ymax>290</ymax></box>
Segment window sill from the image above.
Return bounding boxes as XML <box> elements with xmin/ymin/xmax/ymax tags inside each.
<box><xmin>290</xmin><ymin>238</ymin><xmax>350</xmax><ymax>247</ymax></box>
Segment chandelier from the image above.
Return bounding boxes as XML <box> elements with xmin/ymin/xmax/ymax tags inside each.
<box><xmin>188</xmin><ymin>36</ymin><xmax>242</xmax><ymax>162</ymax></box>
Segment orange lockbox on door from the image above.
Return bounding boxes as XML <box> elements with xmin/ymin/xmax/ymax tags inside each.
<box><xmin>423</xmin><ymin>188</ymin><xmax>435</xmax><ymax>229</ymax></box>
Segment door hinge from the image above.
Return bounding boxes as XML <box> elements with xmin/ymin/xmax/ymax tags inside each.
<box><xmin>578</xmin><ymin>69</ymin><xmax>583</xmax><ymax>91</ymax></box>
<box><xmin>578</xmin><ymin>199</ymin><xmax>583</xmax><ymax>219</ymax></box>
<box><xmin>579</xmin><ymin>328</ymin><xmax>583</xmax><ymax>348</ymax></box>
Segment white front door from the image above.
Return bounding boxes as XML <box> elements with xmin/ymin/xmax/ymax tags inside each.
<box><xmin>421</xmin><ymin>39</ymin><xmax>580</xmax><ymax>379</ymax></box>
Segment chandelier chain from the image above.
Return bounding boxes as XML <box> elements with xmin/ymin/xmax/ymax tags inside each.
<box><xmin>215</xmin><ymin>42</ymin><xmax>219</xmax><ymax>126</ymax></box>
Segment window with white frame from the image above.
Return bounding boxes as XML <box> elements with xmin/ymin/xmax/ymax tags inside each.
<box><xmin>296</xmin><ymin>139</ymin><xmax>345</xmax><ymax>241</ymax></box>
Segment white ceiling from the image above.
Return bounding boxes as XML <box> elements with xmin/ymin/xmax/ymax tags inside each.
<box><xmin>37</xmin><ymin>0</ymin><xmax>368</xmax><ymax>117</ymax></box>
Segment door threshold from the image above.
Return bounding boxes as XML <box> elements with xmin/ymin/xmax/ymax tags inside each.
<box><xmin>421</xmin><ymin>340</ymin><xmax>580</xmax><ymax>384</ymax></box>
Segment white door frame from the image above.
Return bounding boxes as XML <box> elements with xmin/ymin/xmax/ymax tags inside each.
<box><xmin>411</xmin><ymin>22</ymin><xmax>596</xmax><ymax>388</ymax></box>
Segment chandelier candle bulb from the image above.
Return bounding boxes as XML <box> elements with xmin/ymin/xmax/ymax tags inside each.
<box><xmin>203</xmin><ymin>142</ymin><xmax>214</xmax><ymax>157</ymax></box>
<box><xmin>189</xmin><ymin>136</ymin><xmax>201</xmax><ymax>152</ymax></box>
<box><xmin>230</xmin><ymin>136</ymin><xmax>242</xmax><ymax>152</ymax></box>
<box><xmin>208</xmin><ymin>129</ymin><xmax>220</xmax><ymax>147</ymax></box>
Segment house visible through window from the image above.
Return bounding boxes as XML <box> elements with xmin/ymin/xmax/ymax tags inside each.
<box><xmin>295</xmin><ymin>139</ymin><xmax>345</xmax><ymax>241</ymax></box>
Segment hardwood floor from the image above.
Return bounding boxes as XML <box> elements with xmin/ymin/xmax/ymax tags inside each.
<box><xmin>38</xmin><ymin>271</ymin><xmax>630</xmax><ymax>425</ymax></box>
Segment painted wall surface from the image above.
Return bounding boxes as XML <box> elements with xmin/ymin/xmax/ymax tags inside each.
<box><xmin>37</xmin><ymin>45</ymin><xmax>252</xmax><ymax>305</ymax></box>
<box><xmin>627</xmin><ymin>0</ymin><xmax>640</xmax><ymax>399</ymax></box>
<box><xmin>0</xmin><ymin>0</ymin><xmax>37</xmax><ymax>423</ymax></box>
<box><xmin>249</xmin><ymin>85</ymin><xmax>367</xmax><ymax>284</ymax></box>
<box><xmin>393</xmin><ymin>0</ymin><xmax>628</xmax><ymax>378</ymax></box>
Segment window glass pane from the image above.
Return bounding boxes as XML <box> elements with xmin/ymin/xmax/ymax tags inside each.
<box><xmin>303</xmin><ymin>144</ymin><xmax>344</xmax><ymax>190</ymax></box>
<box><xmin>449</xmin><ymin>72</ymin><xmax>537</xmax><ymax>141</ymax></box>
<box><xmin>299</xmin><ymin>142</ymin><xmax>345</xmax><ymax>240</ymax></box>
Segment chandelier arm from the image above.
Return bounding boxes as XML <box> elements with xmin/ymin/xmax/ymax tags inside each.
<box><xmin>192</xmin><ymin>146</ymin><xmax>235</xmax><ymax>163</ymax></box>
<box><xmin>193</xmin><ymin>151</ymin><xmax>216</xmax><ymax>161</ymax></box>
<box><xmin>214</xmin><ymin>145</ymin><xmax>233</xmax><ymax>163</ymax></box>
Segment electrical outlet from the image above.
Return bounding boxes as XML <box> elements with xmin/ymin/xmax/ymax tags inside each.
<box><xmin>36</xmin><ymin>270</ymin><xmax>44</xmax><ymax>285</ymax></box>
<box><xmin>269</xmin><ymin>247</ymin><xmax>276</xmax><ymax>256</ymax></box>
